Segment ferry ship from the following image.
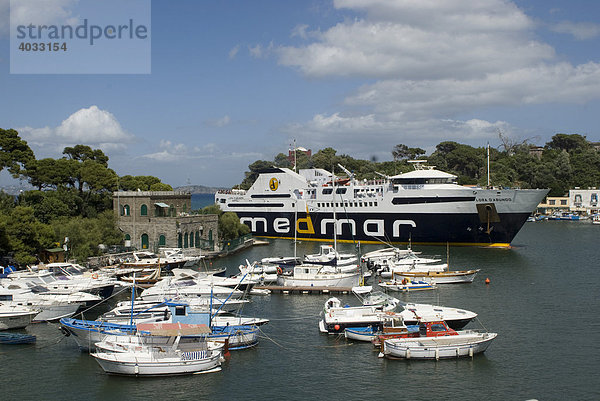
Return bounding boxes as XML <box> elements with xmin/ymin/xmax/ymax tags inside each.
<box><xmin>215</xmin><ymin>161</ymin><xmax>549</xmax><ymax>247</ymax></box>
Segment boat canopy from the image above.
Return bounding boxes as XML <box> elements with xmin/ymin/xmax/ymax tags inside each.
<box><xmin>136</xmin><ymin>322</ymin><xmax>211</xmax><ymax>336</ymax></box>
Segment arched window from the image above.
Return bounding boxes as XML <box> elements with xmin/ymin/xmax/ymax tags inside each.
<box><xmin>184</xmin><ymin>233</ymin><xmax>189</xmax><ymax>248</ymax></box>
<box><xmin>141</xmin><ymin>234</ymin><xmax>149</xmax><ymax>249</ymax></box>
<box><xmin>195</xmin><ymin>232</ymin><xmax>200</xmax><ymax>248</ymax></box>
<box><xmin>208</xmin><ymin>230</ymin><xmax>213</xmax><ymax>242</ymax></box>
<box><xmin>178</xmin><ymin>233</ymin><xmax>182</xmax><ymax>248</ymax></box>
<box><xmin>124</xmin><ymin>234</ymin><xmax>131</xmax><ymax>240</ymax></box>
<box><xmin>159</xmin><ymin>234</ymin><xmax>166</xmax><ymax>246</ymax></box>
<box><xmin>141</xmin><ymin>204</ymin><xmax>148</xmax><ymax>216</ymax></box>
<box><xmin>189</xmin><ymin>231</ymin><xmax>194</xmax><ymax>248</ymax></box>
<box><xmin>170</xmin><ymin>204</ymin><xmax>175</xmax><ymax>217</ymax></box>
<box><xmin>123</xmin><ymin>204</ymin><xmax>130</xmax><ymax>216</ymax></box>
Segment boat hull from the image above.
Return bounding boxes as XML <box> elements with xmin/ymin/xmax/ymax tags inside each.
<box><xmin>0</xmin><ymin>311</ymin><xmax>37</xmax><ymax>330</ymax></box>
<box><xmin>233</xmin><ymin>210</ymin><xmax>535</xmax><ymax>247</ymax></box>
<box><xmin>92</xmin><ymin>350</ymin><xmax>221</xmax><ymax>376</ymax></box>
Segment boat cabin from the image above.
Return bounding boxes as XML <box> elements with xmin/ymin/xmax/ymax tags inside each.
<box><xmin>417</xmin><ymin>320</ymin><xmax>458</xmax><ymax>337</ymax></box>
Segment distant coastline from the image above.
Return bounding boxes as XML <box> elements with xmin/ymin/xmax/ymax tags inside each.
<box><xmin>173</xmin><ymin>185</ymin><xmax>227</xmax><ymax>194</ymax></box>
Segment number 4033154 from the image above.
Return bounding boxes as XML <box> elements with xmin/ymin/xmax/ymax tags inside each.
<box><xmin>18</xmin><ymin>42</ymin><xmax>67</xmax><ymax>52</ymax></box>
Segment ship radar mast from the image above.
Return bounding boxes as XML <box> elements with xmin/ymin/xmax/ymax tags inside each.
<box><xmin>407</xmin><ymin>160</ymin><xmax>435</xmax><ymax>170</ymax></box>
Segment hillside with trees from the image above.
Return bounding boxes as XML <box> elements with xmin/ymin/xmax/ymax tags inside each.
<box><xmin>237</xmin><ymin>134</ymin><xmax>600</xmax><ymax>197</ymax></box>
<box><xmin>0</xmin><ymin>128</ymin><xmax>173</xmax><ymax>264</ymax></box>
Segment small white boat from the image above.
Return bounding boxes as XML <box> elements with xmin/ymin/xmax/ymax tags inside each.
<box><xmin>379</xmin><ymin>279</ymin><xmax>436</xmax><ymax>292</ymax></box>
<box><xmin>92</xmin><ymin>323</ymin><xmax>222</xmax><ymax>376</ymax></box>
<box><xmin>379</xmin><ymin>320</ymin><xmax>497</xmax><ymax>360</ymax></box>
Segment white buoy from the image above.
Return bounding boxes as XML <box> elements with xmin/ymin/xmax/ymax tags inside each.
<box><xmin>469</xmin><ymin>346</ymin><xmax>474</xmax><ymax>358</ymax></box>
<box><xmin>406</xmin><ymin>348</ymin><xmax>411</xmax><ymax>359</ymax></box>
<box><xmin>435</xmin><ymin>348</ymin><xmax>439</xmax><ymax>360</ymax></box>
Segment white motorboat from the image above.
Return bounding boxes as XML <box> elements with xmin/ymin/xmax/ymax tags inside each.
<box><xmin>277</xmin><ymin>264</ymin><xmax>361</xmax><ymax>288</ymax></box>
<box><xmin>379</xmin><ymin>319</ymin><xmax>497</xmax><ymax>360</ymax></box>
<box><xmin>0</xmin><ymin>283</ymin><xmax>101</xmax><ymax>321</ymax></box>
<box><xmin>169</xmin><ymin>268</ymin><xmax>258</xmax><ymax>292</ymax></box>
<box><xmin>398</xmin><ymin>302</ymin><xmax>477</xmax><ymax>330</ymax></box>
<box><xmin>0</xmin><ymin>304</ymin><xmax>38</xmax><ymax>330</ymax></box>
<box><xmin>304</xmin><ymin>244</ymin><xmax>358</xmax><ymax>266</ymax></box>
<box><xmin>235</xmin><ymin>264</ymin><xmax>278</xmax><ymax>285</ymax></box>
<box><xmin>5</xmin><ymin>263</ymin><xmax>118</xmax><ymax>299</ymax></box>
<box><xmin>91</xmin><ymin>323</ymin><xmax>222</xmax><ymax>376</ymax></box>
<box><xmin>319</xmin><ymin>296</ymin><xmax>403</xmax><ymax>334</ymax></box>
<box><xmin>140</xmin><ymin>277</ymin><xmax>245</xmax><ymax>302</ymax></box>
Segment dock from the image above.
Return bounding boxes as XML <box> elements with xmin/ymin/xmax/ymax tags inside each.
<box><xmin>253</xmin><ymin>285</ymin><xmax>353</xmax><ymax>295</ymax></box>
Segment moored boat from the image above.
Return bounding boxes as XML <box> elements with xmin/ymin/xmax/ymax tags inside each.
<box><xmin>91</xmin><ymin>322</ymin><xmax>222</xmax><ymax>376</ymax></box>
<box><xmin>379</xmin><ymin>320</ymin><xmax>497</xmax><ymax>360</ymax></box>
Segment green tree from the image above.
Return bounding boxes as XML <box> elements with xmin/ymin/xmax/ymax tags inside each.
<box><xmin>392</xmin><ymin>144</ymin><xmax>425</xmax><ymax>161</ymax></box>
<box><xmin>0</xmin><ymin>128</ymin><xmax>35</xmax><ymax>177</ymax></box>
<box><xmin>4</xmin><ymin>206</ymin><xmax>54</xmax><ymax>265</ymax></box>
<box><xmin>240</xmin><ymin>160</ymin><xmax>273</xmax><ymax>189</ymax></box>
<box><xmin>219</xmin><ymin>212</ymin><xmax>250</xmax><ymax>241</ymax></box>
<box><xmin>24</xmin><ymin>158</ymin><xmax>75</xmax><ymax>190</ymax></box>
<box><xmin>51</xmin><ymin>211</ymin><xmax>123</xmax><ymax>261</ymax></box>
<box><xmin>546</xmin><ymin>134</ymin><xmax>590</xmax><ymax>153</ymax></box>
<box><xmin>0</xmin><ymin>191</ymin><xmax>16</xmax><ymax>213</ymax></box>
<box><xmin>63</xmin><ymin>144</ymin><xmax>109</xmax><ymax>166</ymax></box>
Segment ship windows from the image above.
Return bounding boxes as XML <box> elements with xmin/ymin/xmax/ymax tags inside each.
<box><xmin>374</xmin><ymin>202</ymin><xmax>378</xmax><ymax>206</ymax></box>
<box><xmin>322</xmin><ymin>188</ymin><xmax>333</xmax><ymax>195</ymax></box>
<box><xmin>335</xmin><ymin>188</ymin><xmax>347</xmax><ymax>194</ymax></box>
<box><xmin>359</xmin><ymin>202</ymin><xmax>363</xmax><ymax>207</ymax></box>
<box><xmin>369</xmin><ymin>202</ymin><xmax>373</xmax><ymax>207</ymax></box>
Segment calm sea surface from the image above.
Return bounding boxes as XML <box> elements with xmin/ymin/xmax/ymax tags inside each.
<box><xmin>2</xmin><ymin>221</ymin><xmax>599</xmax><ymax>400</ymax></box>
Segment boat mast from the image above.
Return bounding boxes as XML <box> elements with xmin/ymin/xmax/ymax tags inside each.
<box><xmin>332</xmin><ymin>166</ymin><xmax>337</xmax><ymax>252</ymax></box>
<box><xmin>487</xmin><ymin>142</ymin><xmax>490</xmax><ymax>188</ymax></box>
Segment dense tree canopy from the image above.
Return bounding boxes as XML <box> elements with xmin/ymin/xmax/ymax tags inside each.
<box><xmin>0</xmin><ymin>128</ymin><xmax>35</xmax><ymax>177</ymax></box>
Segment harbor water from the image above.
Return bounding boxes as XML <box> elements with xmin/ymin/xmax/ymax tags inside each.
<box><xmin>2</xmin><ymin>221</ymin><xmax>599</xmax><ymax>400</ymax></box>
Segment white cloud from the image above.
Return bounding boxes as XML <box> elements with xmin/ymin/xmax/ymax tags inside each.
<box><xmin>1</xmin><ymin>0</ymin><xmax>79</xmax><ymax>36</ymax></box>
<box><xmin>273</xmin><ymin>0</ymin><xmax>600</xmax><ymax>157</ymax></box>
<box><xmin>140</xmin><ymin>140</ymin><xmax>260</xmax><ymax>165</ymax></box>
<box><xmin>19</xmin><ymin>105</ymin><xmax>134</xmax><ymax>153</ymax></box>
<box><xmin>249</xmin><ymin>41</ymin><xmax>274</xmax><ymax>59</ymax></box>
<box><xmin>207</xmin><ymin>115</ymin><xmax>231</xmax><ymax>128</ymax></box>
<box><xmin>228</xmin><ymin>44</ymin><xmax>240</xmax><ymax>59</ymax></box>
<box><xmin>291</xmin><ymin>24</ymin><xmax>309</xmax><ymax>39</ymax></box>
<box><xmin>550</xmin><ymin>21</ymin><xmax>600</xmax><ymax>40</ymax></box>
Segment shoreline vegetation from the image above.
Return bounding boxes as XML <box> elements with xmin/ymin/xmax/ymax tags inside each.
<box><xmin>1</xmin><ymin>128</ymin><xmax>598</xmax><ymax>266</ymax></box>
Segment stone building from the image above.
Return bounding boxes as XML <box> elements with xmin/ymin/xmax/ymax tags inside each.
<box><xmin>113</xmin><ymin>191</ymin><xmax>219</xmax><ymax>251</ymax></box>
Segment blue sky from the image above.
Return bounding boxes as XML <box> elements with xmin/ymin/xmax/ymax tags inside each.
<box><xmin>1</xmin><ymin>0</ymin><xmax>599</xmax><ymax>188</ymax></box>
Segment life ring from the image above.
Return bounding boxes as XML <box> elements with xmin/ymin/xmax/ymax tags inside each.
<box><xmin>276</xmin><ymin>266</ymin><xmax>283</xmax><ymax>275</ymax></box>
<box><xmin>401</xmin><ymin>278</ymin><xmax>408</xmax><ymax>285</ymax></box>
<box><xmin>92</xmin><ymin>273</ymin><xmax>98</xmax><ymax>279</ymax></box>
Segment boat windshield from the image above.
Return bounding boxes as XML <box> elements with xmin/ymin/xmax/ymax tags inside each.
<box><xmin>29</xmin><ymin>285</ymin><xmax>49</xmax><ymax>294</ymax></box>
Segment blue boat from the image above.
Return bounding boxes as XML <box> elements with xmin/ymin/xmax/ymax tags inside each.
<box><xmin>0</xmin><ymin>332</ymin><xmax>36</xmax><ymax>345</ymax></box>
<box><xmin>60</xmin><ymin>303</ymin><xmax>259</xmax><ymax>351</ymax></box>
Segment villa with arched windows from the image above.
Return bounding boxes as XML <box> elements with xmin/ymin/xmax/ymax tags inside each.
<box><xmin>113</xmin><ymin>190</ymin><xmax>219</xmax><ymax>251</ymax></box>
